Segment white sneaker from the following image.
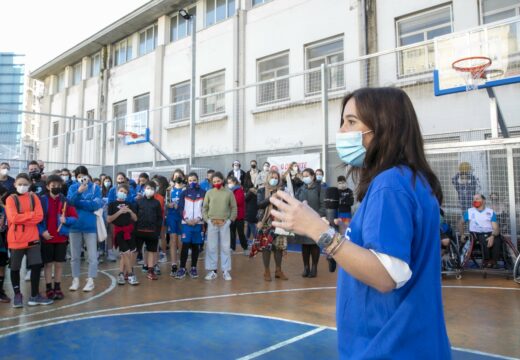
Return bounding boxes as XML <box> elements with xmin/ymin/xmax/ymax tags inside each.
<box><xmin>127</xmin><ymin>274</ymin><xmax>139</xmax><ymax>286</ymax></box>
<box><xmin>158</xmin><ymin>252</ymin><xmax>167</xmax><ymax>263</ymax></box>
<box><xmin>24</xmin><ymin>270</ymin><xmax>31</xmax><ymax>281</ymax></box>
<box><xmin>69</xmin><ymin>277</ymin><xmax>80</xmax><ymax>291</ymax></box>
<box><xmin>204</xmin><ymin>271</ymin><xmax>217</xmax><ymax>281</ymax></box>
<box><xmin>83</xmin><ymin>278</ymin><xmax>95</xmax><ymax>292</ymax></box>
<box><xmin>243</xmin><ymin>249</ymin><xmax>249</xmax><ymax>256</ymax></box>
<box><xmin>223</xmin><ymin>271</ymin><xmax>232</xmax><ymax>281</ymax></box>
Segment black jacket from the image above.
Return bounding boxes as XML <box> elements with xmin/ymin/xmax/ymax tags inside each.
<box><xmin>245</xmin><ymin>188</ymin><xmax>259</xmax><ymax>223</ymax></box>
<box><xmin>227</xmin><ymin>169</ymin><xmax>247</xmax><ymax>185</ymax></box>
<box><xmin>135</xmin><ymin>197</ymin><xmax>162</xmax><ymax>235</ymax></box>
<box><xmin>338</xmin><ymin>188</ymin><xmax>354</xmax><ymax>213</ymax></box>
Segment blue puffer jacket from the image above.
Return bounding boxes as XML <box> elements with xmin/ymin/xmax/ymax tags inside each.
<box><xmin>107</xmin><ymin>185</ymin><xmax>136</xmax><ymax>204</ymax></box>
<box><xmin>67</xmin><ymin>182</ymin><xmax>103</xmax><ymax>233</ymax></box>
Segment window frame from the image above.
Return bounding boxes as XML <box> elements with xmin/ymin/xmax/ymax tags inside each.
<box><xmin>256</xmin><ymin>51</ymin><xmax>290</xmax><ymax>106</ymax></box>
<box><xmin>113</xmin><ymin>100</ymin><xmax>128</xmax><ymax>133</ymax></box>
<box><xmin>304</xmin><ymin>35</ymin><xmax>345</xmax><ymax>96</ymax></box>
<box><xmin>171</xmin><ymin>6</ymin><xmax>195</xmax><ymax>42</ymax></box>
<box><xmin>52</xmin><ymin>122</ymin><xmax>59</xmax><ymax>147</ymax></box>
<box><xmin>72</xmin><ymin>62</ymin><xmax>82</xmax><ymax>86</ymax></box>
<box><xmin>113</xmin><ymin>37</ymin><xmax>133</xmax><ymax>67</ymax></box>
<box><xmin>90</xmin><ymin>53</ymin><xmax>101</xmax><ymax>78</ymax></box>
<box><xmin>139</xmin><ymin>23</ymin><xmax>158</xmax><ymax>56</ymax></box>
<box><xmin>170</xmin><ymin>81</ymin><xmax>191</xmax><ymax>123</ymax></box>
<box><xmin>395</xmin><ymin>4</ymin><xmax>453</xmax><ymax>77</ymax></box>
<box><xmin>86</xmin><ymin>110</ymin><xmax>95</xmax><ymax>141</ymax></box>
<box><xmin>200</xmin><ymin>70</ymin><xmax>226</xmax><ymax>116</ymax></box>
<box><xmin>479</xmin><ymin>0</ymin><xmax>520</xmax><ymax>24</ymax></box>
<box><xmin>252</xmin><ymin>0</ymin><xmax>272</xmax><ymax>7</ymax></box>
<box><xmin>205</xmin><ymin>0</ymin><xmax>236</xmax><ymax>27</ymax></box>
<box><xmin>57</xmin><ymin>71</ymin><xmax>65</xmax><ymax>92</ymax></box>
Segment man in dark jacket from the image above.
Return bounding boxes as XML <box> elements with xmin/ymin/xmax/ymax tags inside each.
<box><xmin>228</xmin><ymin>161</ymin><xmax>246</xmax><ymax>185</ymax></box>
<box><xmin>0</xmin><ymin>162</ymin><xmax>15</xmax><ymax>192</ymax></box>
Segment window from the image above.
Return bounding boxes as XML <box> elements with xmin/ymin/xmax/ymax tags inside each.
<box><xmin>481</xmin><ymin>0</ymin><xmax>520</xmax><ymax>24</ymax></box>
<box><xmin>58</xmin><ymin>71</ymin><xmax>65</xmax><ymax>92</ymax></box>
<box><xmin>257</xmin><ymin>52</ymin><xmax>289</xmax><ymax>105</ymax></box>
<box><xmin>252</xmin><ymin>0</ymin><xmax>272</xmax><ymax>6</ymax></box>
<box><xmin>86</xmin><ymin>110</ymin><xmax>95</xmax><ymax>141</ymax></box>
<box><xmin>52</xmin><ymin>122</ymin><xmax>59</xmax><ymax>147</ymax></box>
<box><xmin>171</xmin><ymin>7</ymin><xmax>195</xmax><ymax>42</ymax></box>
<box><xmin>133</xmin><ymin>93</ymin><xmax>150</xmax><ymax>113</ymax></box>
<box><xmin>72</xmin><ymin>63</ymin><xmax>82</xmax><ymax>86</ymax></box>
<box><xmin>396</xmin><ymin>5</ymin><xmax>453</xmax><ymax>76</ymax></box>
<box><xmin>113</xmin><ymin>100</ymin><xmax>127</xmax><ymax>132</ymax></box>
<box><xmin>90</xmin><ymin>53</ymin><xmax>101</xmax><ymax>77</ymax></box>
<box><xmin>201</xmin><ymin>71</ymin><xmax>225</xmax><ymax>116</ymax></box>
<box><xmin>170</xmin><ymin>81</ymin><xmax>191</xmax><ymax>123</ymax></box>
<box><xmin>114</xmin><ymin>38</ymin><xmax>133</xmax><ymax>66</ymax></box>
<box><xmin>305</xmin><ymin>36</ymin><xmax>344</xmax><ymax>94</ymax></box>
<box><xmin>205</xmin><ymin>0</ymin><xmax>235</xmax><ymax>27</ymax></box>
<box><xmin>139</xmin><ymin>24</ymin><xmax>158</xmax><ymax>56</ymax></box>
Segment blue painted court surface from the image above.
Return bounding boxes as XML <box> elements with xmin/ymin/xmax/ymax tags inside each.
<box><xmin>0</xmin><ymin>312</ymin><xmax>507</xmax><ymax>359</ymax></box>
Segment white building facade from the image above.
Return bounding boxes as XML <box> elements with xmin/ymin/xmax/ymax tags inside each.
<box><xmin>32</xmin><ymin>0</ymin><xmax>520</xmax><ymax>173</ymax></box>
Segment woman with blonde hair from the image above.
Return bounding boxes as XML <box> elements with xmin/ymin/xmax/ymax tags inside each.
<box><xmin>282</xmin><ymin>162</ymin><xmax>303</xmax><ymax>193</ymax></box>
<box><xmin>254</xmin><ymin>170</ymin><xmax>288</xmax><ymax>281</ymax></box>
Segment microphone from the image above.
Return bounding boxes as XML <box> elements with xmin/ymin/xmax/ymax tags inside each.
<box><xmin>324</xmin><ymin>187</ymin><xmax>339</xmax><ymax>227</ymax></box>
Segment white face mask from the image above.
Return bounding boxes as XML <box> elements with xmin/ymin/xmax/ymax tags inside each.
<box><xmin>0</xmin><ymin>168</ymin><xmax>8</xmax><ymax>176</ymax></box>
<box><xmin>228</xmin><ymin>184</ymin><xmax>234</xmax><ymax>189</ymax></box>
<box><xmin>144</xmin><ymin>189</ymin><xmax>155</xmax><ymax>198</ymax></box>
<box><xmin>233</xmin><ymin>165</ymin><xmax>240</xmax><ymax>171</ymax></box>
<box><xmin>338</xmin><ymin>183</ymin><xmax>347</xmax><ymax>190</ymax></box>
<box><xmin>61</xmin><ymin>175</ymin><xmax>69</xmax><ymax>182</ymax></box>
<box><xmin>16</xmin><ymin>185</ymin><xmax>29</xmax><ymax>194</ymax></box>
<box><xmin>263</xmin><ymin>166</ymin><xmax>269</xmax><ymax>172</ymax></box>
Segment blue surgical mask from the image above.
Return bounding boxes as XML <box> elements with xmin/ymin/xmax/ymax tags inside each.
<box><xmin>336</xmin><ymin>130</ymin><xmax>372</xmax><ymax>167</ymax></box>
<box><xmin>269</xmin><ymin>179</ymin><xmax>279</xmax><ymax>187</ymax></box>
<box><xmin>189</xmin><ymin>182</ymin><xmax>197</xmax><ymax>189</ymax></box>
<box><xmin>316</xmin><ymin>175</ymin><xmax>323</xmax><ymax>182</ymax></box>
<box><xmin>302</xmin><ymin>177</ymin><xmax>312</xmax><ymax>185</ymax></box>
<box><xmin>117</xmin><ymin>191</ymin><xmax>127</xmax><ymax>201</ymax></box>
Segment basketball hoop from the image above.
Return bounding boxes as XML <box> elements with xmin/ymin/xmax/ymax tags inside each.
<box><xmin>452</xmin><ymin>56</ymin><xmax>492</xmax><ymax>91</ymax></box>
<box><xmin>117</xmin><ymin>131</ymin><xmax>141</xmax><ymax>143</ymax></box>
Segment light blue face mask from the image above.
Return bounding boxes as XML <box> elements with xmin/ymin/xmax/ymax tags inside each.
<box><xmin>316</xmin><ymin>175</ymin><xmax>323</xmax><ymax>182</ymax></box>
<box><xmin>269</xmin><ymin>178</ymin><xmax>279</xmax><ymax>187</ymax></box>
<box><xmin>302</xmin><ymin>177</ymin><xmax>312</xmax><ymax>185</ymax></box>
<box><xmin>336</xmin><ymin>130</ymin><xmax>372</xmax><ymax>167</ymax></box>
<box><xmin>117</xmin><ymin>191</ymin><xmax>127</xmax><ymax>201</ymax></box>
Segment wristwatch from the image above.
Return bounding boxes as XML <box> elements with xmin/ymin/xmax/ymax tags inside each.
<box><xmin>317</xmin><ymin>227</ymin><xmax>336</xmax><ymax>250</ymax></box>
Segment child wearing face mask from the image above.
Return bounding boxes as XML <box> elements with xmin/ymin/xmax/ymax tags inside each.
<box><xmin>227</xmin><ymin>176</ymin><xmax>248</xmax><ymax>254</ymax></box>
<box><xmin>5</xmin><ymin>173</ymin><xmax>52</xmax><ymax>307</ymax></box>
<box><xmin>38</xmin><ymin>175</ymin><xmax>78</xmax><ymax>300</ymax></box>
<box><xmin>108</xmin><ymin>184</ymin><xmax>139</xmax><ymax>285</ymax></box>
<box><xmin>0</xmin><ymin>162</ymin><xmax>15</xmax><ymax>192</ymax></box>
<box><xmin>337</xmin><ymin>176</ymin><xmax>354</xmax><ymax>226</ymax></box>
<box><xmin>135</xmin><ymin>182</ymin><xmax>163</xmax><ymax>280</ymax></box>
<box><xmin>166</xmin><ymin>170</ymin><xmax>186</xmax><ymax>276</ymax></box>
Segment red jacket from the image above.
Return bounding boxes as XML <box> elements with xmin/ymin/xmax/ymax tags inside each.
<box><xmin>232</xmin><ymin>187</ymin><xmax>245</xmax><ymax>221</ymax></box>
<box><xmin>41</xmin><ymin>195</ymin><xmax>78</xmax><ymax>243</ymax></box>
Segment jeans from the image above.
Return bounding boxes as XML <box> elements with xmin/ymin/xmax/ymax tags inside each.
<box><xmin>205</xmin><ymin>220</ymin><xmax>231</xmax><ymax>272</ymax></box>
<box><xmin>246</xmin><ymin>221</ymin><xmax>258</xmax><ymax>240</ymax></box>
<box><xmin>70</xmin><ymin>232</ymin><xmax>98</xmax><ymax>278</ymax></box>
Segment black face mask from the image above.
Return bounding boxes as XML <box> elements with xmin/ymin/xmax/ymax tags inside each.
<box><xmin>50</xmin><ymin>188</ymin><xmax>61</xmax><ymax>195</ymax></box>
<box><xmin>175</xmin><ymin>178</ymin><xmax>184</xmax><ymax>184</ymax></box>
<box><xmin>29</xmin><ymin>171</ymin><xmax>41</xmax><ymax>181</ymax></box>
<box><xmin>250</xmin><ymin>164</ymin><xmax>257</xmax><ymax>169</ymax></box>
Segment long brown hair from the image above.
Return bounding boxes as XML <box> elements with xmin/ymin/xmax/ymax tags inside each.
<box><xmin>341</xmin><ymin>87</ymin><xmax>443</xmax><ymax>204</ymax></box>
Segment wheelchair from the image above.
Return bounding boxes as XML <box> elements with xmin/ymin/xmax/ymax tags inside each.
<box><xmin>440</xmin><ymin>222</ymin><xmax>462</xmax><ymax>279</ymax></box>
<box><xmin>460</xmin><ymin>232</ymin><xmax>519</xmax><ymax>280</ymax></box>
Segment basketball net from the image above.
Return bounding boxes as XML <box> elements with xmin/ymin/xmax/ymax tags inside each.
<box><xmin>452</xmin><ymin>56</ymin><xmax>492</xmax><ymax>92</ymax></box>
<box><xmin>117</xmin><ymin>131</ymin><xmax>141</xmax><ymax>143</ymax></box>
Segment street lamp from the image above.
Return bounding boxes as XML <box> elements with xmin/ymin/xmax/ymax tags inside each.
<box><xmin>179</xmin><ymin>8</ymin><xmax>196</xmax><ymax>168</ymax></box>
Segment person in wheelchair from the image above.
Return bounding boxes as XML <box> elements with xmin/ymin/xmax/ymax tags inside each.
<box><xmin>461</xmin><ymin>194</ymin><xmax>502</xmax><ymax>269</ymax></box>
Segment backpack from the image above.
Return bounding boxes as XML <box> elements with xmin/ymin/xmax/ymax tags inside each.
<box><xmin>11</xmin><ymin>192</ymin><xmax>36</xmax><ymax>232</ymax></box>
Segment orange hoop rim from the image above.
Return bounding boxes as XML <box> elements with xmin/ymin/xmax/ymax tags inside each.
<box><xmin>452</xmin><ymin>56</ymin><xmax>492</xmax><ymax>75</ymax></box>
<box><xmin>117</xmin><ymin>131</ymin><xmax>140</xmax><ymax>139</ymax></box>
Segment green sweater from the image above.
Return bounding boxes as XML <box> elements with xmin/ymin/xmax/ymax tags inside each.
<box><xmin>202</xmin><ymin>188</ymin><xmax>238</xmax><ymax>222</ymax></box>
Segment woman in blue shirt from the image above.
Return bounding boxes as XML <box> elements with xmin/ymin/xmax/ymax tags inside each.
<box><xmin>269</xmin><ymin>87</ymin><xmax>451</xmax><ymax>359</ymax></box>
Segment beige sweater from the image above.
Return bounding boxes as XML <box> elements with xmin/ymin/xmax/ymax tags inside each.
<box><xmin>202</xmin><ymin>188</ymin><xmax>237</xmax><ymax>222</ymax></box>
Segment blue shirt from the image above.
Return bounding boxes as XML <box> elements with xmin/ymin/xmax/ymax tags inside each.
<box><xmin>200</xmin><ymin>179</ymin><xmax>212</xmax><ymax>192</ymax></box>
<box><xmin>167</xmin><ymin>187</ymin><xmax>185</xmax><ymax>220</ymax></box>
<box><xmin>67</xmin><ymin>182</ymin><xmax>103</xmax><ymax>234</ymax></box>
<box><xmin>336</xmin><ymin>166</ymin><xmax>451</xmax><ymax>359</ymax></box>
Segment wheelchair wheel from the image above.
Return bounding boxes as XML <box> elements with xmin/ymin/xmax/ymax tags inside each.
<box><xmin>514</xmin><ymin>255</ymin><xmax>520</xmax><ymax>284</ymax></box>
<box><xmin>460</xmin><ymin>238</ymin><xmax>474</xmax><ymax>268</ymax></box>
<box><xmin>501</xmin><ymin>236</ymin><xmax>519</xmax><ymax>270</ymax></box>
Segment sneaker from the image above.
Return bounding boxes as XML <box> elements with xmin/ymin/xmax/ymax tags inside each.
<box><xmin>69</xmin><ymin>277</ymin><xmax>80</xmax><ymax>291</ymax></box>
<box><xmin>223</xmin><ymin>271</ymin><xmax>232</xmax><ymax>281</ymax></box>
<box><xmin>175</xmin><ymin>268</ymin><xmax>186</xmax><ymax>279</ymax></box>
<box><xmin>107</xmin><ymin>249</ymin><xmax>118</xmax><ymax>262</ymax></box>
<box><xmin>189</xmin><ymin>267</ymin><xmax>198</xmax><ymax>279</ymax></box>
<box><xmin>137</xmin><ymin>258</ymin><xmax>144</xmax><ymax>265</ymax></box>
<box><xmin>127</xmin><ymin>273</ymin><xmax>139</xmax><ymax>286</ymax></box>
<box><xmin>141</xmin><ymin>265</ymin><xmax>149</xmax><ymax>273</ymax></box>
<box><xmin>243</xmin><ymin>249</ymin><xmax>249</xmax><ymax>256</ymax></box>
<box><xmin>46</xmin><ymin>289</ymin><xmax>55</xmax><ymax>300</ymax></box>
<box><xmin>171</xmin><ymin>264</ymin><xmax>178</xmax><ymax>274</ymax></box>
<box><xmin>154</xmin><ymin>264</ymin><xmax>161</xmax><ymax>275</ymax></box>
<box><xmin>28</xmin><ymin>294</ymin><xmax>53</xmax><ymax>306</ymax></box>
<box><xmin>83</xmin><ymin>278</ymin><xmax>95</xmax><ymax>292</ymax></box>
<box><xmin>117</xmin><ymin>272</ymin><xmax>126</xmax><ymax>285</ymax></box>
<box><xmin>0</xmin><ymin>291</ymin><xmax>11</xmax><ymax>303</ymax></box>
<box><xmin>53</xmin><ymin>290</ymin><xmax>64</xmax><ymax>300</ymax></box>
<box><xmin>147</xmin><ymin>269</ymin><xmax>158</xmax><ymax>280</ymax></box>
<box><xmin>24</xmin><ymin>270</ymin><xmax>31</xmax><ymax>281</ymax></box>
<box><xmin>13</xmin><ymin>293</ymin><xmax>23</xmax><ymax>308</ymax></box>
<box><xmin>205</xmin><ymin>271</ymin><xmax>217</xmax><ymax>281</ymax></box>
<box><xmin>158</xmin><ymin>252</ymin><xmax>167</xmax><ymax>263</ymax></box>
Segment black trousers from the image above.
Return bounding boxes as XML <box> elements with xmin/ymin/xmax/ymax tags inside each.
<box><xmin>230</xmin><ymin>220</ymin><xmax>247</xmax><ymax>251</ymax></box>
<box><xmin>473</xmin><ymin>232</ymin><xmax>502</xmax><ymax>262</ymax></box>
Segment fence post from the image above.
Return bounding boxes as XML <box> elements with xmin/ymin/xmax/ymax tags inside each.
<box><xmin>64</xmin><ymin>130</ymin><xmax>70</xmax><ymax>168</ymax></box>
<box><xmin>506</xmin><ymin>146</ymin><xmax>517</xmax><ymax>246</ymax></box>
<box><xmin>113</xmin><ymin>117</ymin><xmax>118</xmax><ymax>181</ymax></box>
<box><xmin>321</xmin><ymin>64</ymin><xmax>329</xmax><ymax>172</ymax></box>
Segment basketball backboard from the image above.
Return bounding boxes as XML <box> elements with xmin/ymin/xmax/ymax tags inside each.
<box><xmin>434</xmin><ymin>17</ymin><xmax>520</xmax><ymax>96</ymax></box>
<box><xmin>119</xmin><ymin>110</ymin><xmax>150</xmax><ymax>145</ymax></box>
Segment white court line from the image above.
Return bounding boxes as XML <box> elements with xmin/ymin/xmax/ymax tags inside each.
<box><xmin>0</xmin><ymin>270</ymin><xmax>117</xmax><ymax>322</ymax></box>
<box><xmin>442</xmin><ymin>285</ymin><xmax>520</xmax><ymax>291</ymax></box>
<box><xmin>236</xmin><ymin>327</ymin><xmax>327</xmax><ymax>360</ymax></box>
<box><xmin>451</xmin><ymin>347</ymin><xmax>520</xmax><ymax>360</ymax></box>
<box><xmin>0</xmin><ymin>286</ymin><xmax>336</xmax><ymax>335</ymax></box>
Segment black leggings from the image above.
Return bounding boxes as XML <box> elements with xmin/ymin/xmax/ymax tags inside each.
<box><xmin>262</xmin><ymin>249</ymin><xmax>283</xmax><ymax>269</ymax></box>
<box><xmin>180</xmin><ymin>243</ymin><xmax>200</xmax><ymax>269</ymax></box>
<box><xmin>301</xmin><ymin>244</ymin><xmax>320</xmax><ymax>269</ymax></box>
<box><xmin>230</xmin><ymin>220</ymin><xmax>247</xmax><ymax>251</ymax></box>
<box><xmin>11</xmin><ymin>264</ymin><xmax>42</xmax><ymax>297</ymax></box>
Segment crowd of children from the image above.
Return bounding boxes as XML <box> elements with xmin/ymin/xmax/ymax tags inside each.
<box><xmin>0</xmin><ymin>160</ymin><xmax>354</xmax><ymax>308</ymax></box>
